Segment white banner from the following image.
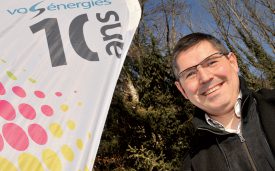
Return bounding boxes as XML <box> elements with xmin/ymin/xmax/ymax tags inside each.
<box><xmin>0</xmin><ymin>0</ymin><xmax>141</xmax><ymax>170</ymax></box>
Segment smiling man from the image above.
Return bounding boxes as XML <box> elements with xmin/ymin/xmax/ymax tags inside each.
<box><xmin>172</xmin><ymin>33</ymin><xmax>275</xmax><ymax>171</ymax></box>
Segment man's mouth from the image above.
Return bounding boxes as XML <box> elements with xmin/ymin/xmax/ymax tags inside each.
<box><xmin>201</xmin><ymin>83</ymin><xmax>223</xmax><ymax>96</ymax></box>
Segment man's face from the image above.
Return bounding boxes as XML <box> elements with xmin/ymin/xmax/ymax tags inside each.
<box><xmin>175</xmin><ymin>40</ymin><xmax>240</xmax><ymax>116</ymax></box>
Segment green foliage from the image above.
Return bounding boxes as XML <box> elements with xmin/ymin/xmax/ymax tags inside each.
<box><xmin>127</xmin><ymin>145</ymin><xmax>172</xmax><ymax>171</ymax></box>
<box><xmin>95</xmin><ymin>35</ymin><xmax>194</xmax><ymax>170</ymax></box>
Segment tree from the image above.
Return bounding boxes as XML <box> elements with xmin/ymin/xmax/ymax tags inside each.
<box><xmin>94</xmin><ymin>34</ymin><xmax>194</xmax><ymax>170</ymax></box>
<box><xmin>206</xmin><ymin>0</ymin><xmax>275</xmax><ymax>88</ymax></box>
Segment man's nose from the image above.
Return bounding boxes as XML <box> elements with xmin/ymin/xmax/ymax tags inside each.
<box><xmin>197</xmin><ymin>66</ymin><xmax>213</xmax><ymax>84</ymax></box>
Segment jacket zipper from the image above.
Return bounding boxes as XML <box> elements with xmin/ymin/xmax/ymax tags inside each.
<box><xmin>196</xmin><ymin>95</ymin><xmax>259</xmax><ymax>170</ymax></box>
<box><xmin>198</xmin><ymin>127</ymin><xmax>258</xmax><ymax>171</ymax></box>
<box><xmin>238</xmin><ymin>95</ymin><xmax>257</xmax><ymax>171</ymax></box>
<box><xmin>237</xmin><ymin>133</ymin><xmax>257</xmax><ymax>171</ymax></box>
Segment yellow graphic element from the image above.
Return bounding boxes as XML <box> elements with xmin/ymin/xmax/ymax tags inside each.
<box><xmin>18</xmin><ymin>153</ymin><xmax>44</xmax><ymax>171</ymax></box>
<box><xmin>6</xmin><ymin>71</ymin><xmax>17</xmax><ymax>80</ymax></box>
<box><xmin>76</xmin><ymin>139</ymin><xmax>83</xmax><ymax>150</ymax></box>
<box><xmin>0</xmin><ymin>59</ymin><xmax>7</xmax><ymax>64</ymax></box>
<box><xmin>67</xmin><ymin>120</ymin><xmax>76</xmax><ymax>130</ymax></box>
<box><xmin>77</xmin><ymin>102</ymin><xmax>83</xmax><ymax>106</ymax></box>
<box><xmin>84</xmin><ymin>166</ymin><xmax>89</xmax><ymax>171</ymax></box>
<box><xmin>42</xmin><ymin>149</ymin><xmax>62</xmax><ymax>171</ymax></box>
<box><xmin>49</xmin><ymin>123</ymin><xmax>63</xmax><ymax>138</ymax></box>
<box><xmin>28</xmin><ymin>78</ymin><xmax>37</xmax><ymax>83</ymax></box>
<box><xmin>0</xmin><ymin>157</ymin><xmax>17</xmax><ymax>171</ymax></box>
<box><xmin>88</xmin><ymin>132</ymin><xmax>91</xmax><ymax>139</ymax></box>
<box><xmin>61</xmin><ymin>145</ymin><xmax>74</xmax><ymax>162</ymax></box>
<box><xmin>60</xmin><ymin>104</ymin><xmax>69</xmax><ymax>112</ymax></box>
<box><xmin>77</xmin><ymin>165</ymin><xmax>89</xmax><ymax>171</ymax></box>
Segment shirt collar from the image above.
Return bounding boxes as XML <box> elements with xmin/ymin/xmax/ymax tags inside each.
<box><xmin>205</xmin><ymin>91</ymin><xmax>242</xmax><ymax>132</ymax></box>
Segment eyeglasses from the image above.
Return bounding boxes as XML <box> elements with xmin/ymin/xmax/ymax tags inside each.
<box><xmin>177</xmin><ymin>52</ymin><xmax>229</xmax><ymax>82</ymax></box>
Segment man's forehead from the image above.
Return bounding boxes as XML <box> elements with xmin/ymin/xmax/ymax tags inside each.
<box><xmin>185</xmin><ymin>41</ymin><xmax>217</xmax><ymax>54</ymax></box>
<box><xmin>176</xmin><ymin>41</ymin><xmax>218</xmax><ymax>67</ymax></box>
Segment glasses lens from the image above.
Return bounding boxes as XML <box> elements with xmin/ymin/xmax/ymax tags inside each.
<box><xmin>201</xmin><ymin>54</ymin><xmax>224</xmax><ymax>67</ymax></box>
<box><xmin>179</xmin><ymin>66</ymin><xmax>197</xmax><ymax>81</ymax></box>
<box><xmin>178</xmin><ymin>52</ymin><xmax>226</xmax><ymax>82</ymax></box>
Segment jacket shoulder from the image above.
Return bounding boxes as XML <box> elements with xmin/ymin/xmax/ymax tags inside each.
<box><xmin>253</xmin><ymin>88</ymin><xmax>275</xmax><ymax>155</ymax></box>
<box><xmin>253</xmin><ymin>88</ymin><xmax>275</xmax><ymax>110</ymax></box>
<box><xmin>180</xmin><ymin>151</ymin><xmax>192</xmax><ymax>171</ymax></box>
<box><xmin>255</xmin><ymin>88</ymin><xmax>275</xmax><ymax>100</ymax></box>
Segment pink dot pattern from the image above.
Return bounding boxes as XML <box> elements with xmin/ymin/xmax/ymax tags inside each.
<box><xmin>2</xmin><ymin>123</ymin><xmax>29</xmax><ymax>151</ymax></box>
<box><xmin>34</xmin><ymin>90</ymin><xmax>45</xmax><ymax>98</ymax></box>
<box><xmin>41</xmin><ymin>105</ymin><xmax>54</xmax><ymax>116</ymax></box>
<box><xmin>0</xmin><ymin>82</ymin><xmax>6</xmax><ymax>95</ymax></box>
<box><xmin>28</xmin><ymin>124</ymin><xmax>48</xmax><ymax>145</ymax></box>
<box><xmin>0</xmin><ymin>82</ymin><xmax>59</xmax><ymax>151</ymax></box>
<box><xmin>0</xmin><ymin>100</ymin><xmax>16</xmax><ymax>121</ymax></box>
<box><xmin>12</xmin><ymin>86</ymin><xmax>26</xmax><ymax>98</ymax></box>
<box><xmin>18</xmin><ymin>103</ymin><xmax>36</xmax><ymax>120</ymax></box>
<box><xmin>0</xmin><ymin>135</ymin><xmax>4</xmax><ymax>151</ymax></box>
<box><xmin>55</xmin><ymin>92</ymin><xmax>62</xmax><ymax>97</ymax></box>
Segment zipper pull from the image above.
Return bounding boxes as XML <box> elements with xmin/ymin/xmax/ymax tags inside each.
<box><xmin>238</xmin><ymin>133</ymin><xmax>245</xmax><ymax>142</ymax></box>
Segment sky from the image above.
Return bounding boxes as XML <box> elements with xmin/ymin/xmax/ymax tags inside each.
<box><xmin>183</xmin><ymin>0</ymin><xmax>218</xmax><ymax>35</ymax></box>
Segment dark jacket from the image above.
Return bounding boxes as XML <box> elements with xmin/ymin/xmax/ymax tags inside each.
<box><xmin>181</xmin><ymin>78</ymin><xmax>275</xmax><ymax>171</ymax></box>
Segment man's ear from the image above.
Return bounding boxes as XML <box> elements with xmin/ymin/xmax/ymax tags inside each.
<box><xmin>175</xmin><ymin>81</ymin><xmax>189</xmax><ymax>99</ymax></box>
<box><xmin>228</xmin><ymin>52</ymin><xmax>239</xmax><ymax>72</ymax></box>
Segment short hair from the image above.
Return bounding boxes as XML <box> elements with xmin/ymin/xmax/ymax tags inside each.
<box><xmin>172</xmin><ymin>32</ymin><xmax>229</xmax><ymax>80</ymax></box>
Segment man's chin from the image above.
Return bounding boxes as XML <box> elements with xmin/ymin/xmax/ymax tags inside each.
<box><xmin>202</xmin><ymin>103</ymin><xmax>231</xmax><ymax>116</ymax></box>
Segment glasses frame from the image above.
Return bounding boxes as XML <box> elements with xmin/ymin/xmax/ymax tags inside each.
<box><xmin>177</xmin><ymin>52</ymin><xmax>229</xmax><ymax>81</ymax></box>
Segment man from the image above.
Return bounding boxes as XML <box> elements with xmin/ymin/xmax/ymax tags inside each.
<box><xmin>172</xmin><ymin>32</ymin><xmax>275</xmax><ymax>170</ymax></box>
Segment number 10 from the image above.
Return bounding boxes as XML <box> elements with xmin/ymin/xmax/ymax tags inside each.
<box><xmin>30</xmin><ymin>14</ymin><xmax>99</xmax><ymax>67</ymax></box>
